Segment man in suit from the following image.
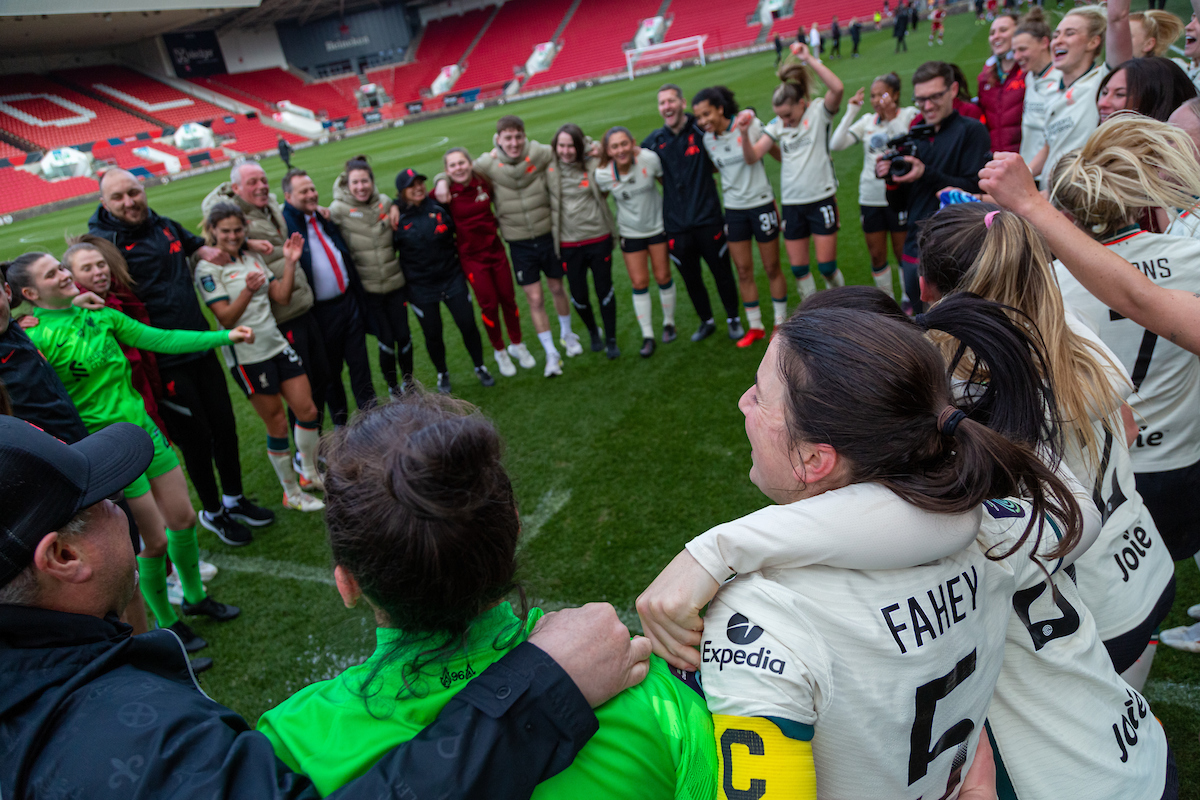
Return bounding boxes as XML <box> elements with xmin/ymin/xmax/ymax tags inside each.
<box><xmin>281</xmin><ymin>169</ymin><xmax>375</xmax><ymax>426</ymax></box>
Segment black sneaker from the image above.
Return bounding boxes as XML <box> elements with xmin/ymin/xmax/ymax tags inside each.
<box><xmin>182</xmin><ymin>596</ymin><xmax>241</xmax><ymax>622</ymax></box>
<box><xmin>606</xmin><ymin>339</ymin><xmax>621</xmax><ymax>360</ymax></box>
<box><xmin>691</xmin><ymin>319</ymin><xmax>716</xmax><ymax>342</ymax></box>
<box><xmin>475</xmin><ymin>365</ymin><xmax>495</xmax><ymax>387</ymax></box>
<box><xmin>589</xmin><ymin>328</ymin><xmax>604</xmax><ymax>352</ymax></box>
<box><xmin>168</xmin><ymin>620</ymin><xmax>208</xmax><ymax>653</ymax></box>
<box><xmin>190</xmin><ymin>656</ymin><xmax>214</xmax><ymax>675</ymax></box>
<box><xmin>727</xmin><ymin>318</ymin><xmax>745</xmax><ymax>340</ymax></box>
<box><xmin>226</xmin><ymin>497</ymin><xmax>274</xmax><ymax>528</ymax></box>
<box><xmin>662</xmin><ymin>324</ymin><xmax>677</xmax><ymax>343</ymax></box>
<box><xmin>639</xmin><ymin>337</ymin><xmax>656</xmax><ymax>358</ymax></box>
<box><xmin>200</xmin><ymin>509</ymin><xmax>252</xmax><ymax>547</ymax></box>
<box><xmin>437</xmin><ymin>372</ymin><xmax>452</xmax><ymax>394</ymax></box>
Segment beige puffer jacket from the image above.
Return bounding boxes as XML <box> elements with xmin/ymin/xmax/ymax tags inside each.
<box><xmin>201</xmin><ymin>182</ymin><xmax>314</xmax><ymax>323</ymax></box>
<box><xmin>469</xmin><ymin>138</ymin><xmax>554</xmax><ymax>242</ymax></box>
<box><xmin>329</xmin><ymin>172</ymin><xmax>403</xmax><ymax>295</ymax></box>
<box><xmin>547</xmin><ymin>156</ymin><xmax>617</xmax><ymax>253</ymax></box>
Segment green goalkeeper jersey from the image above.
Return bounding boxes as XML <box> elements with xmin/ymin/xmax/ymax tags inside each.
<box><xmin>27</xmin><ymin>305</ymin><xmax>229</xmax><ymax>434</ymax></box>
<box><xmin>257</xmin><ymin>603</ymin><xmax>718</xmax><ymax>800</ymax></box>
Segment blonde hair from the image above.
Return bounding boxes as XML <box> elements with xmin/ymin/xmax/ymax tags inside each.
<box><xmin>62</xmin><ymin>233</ymin><xmax>136</xmax><ymax>290</ymax></box>
<box><xmin>1129</xmin><ymin>10</ymin><xmax>1184</xmax><ymax>56</ymax></box>
<box><xmin>773</xmin><ymin>60</ymin><xmax>813</xmax><ymax>106</ymax></box>
<box><xmin>1049</xmin><ymin>112</ymin><xmax>1200</xmax><ymax>239</ymax></box>
<box><xmin>918</xmin><ymin>203</ymin><xmax>1126</xmax><ymax>469</ymax></box>
<box><xmin>1063</xmin><ymin>5</ymin><xmax>1108</xmax><ymax>54</ymax></box>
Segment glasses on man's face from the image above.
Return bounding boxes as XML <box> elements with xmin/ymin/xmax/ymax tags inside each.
<box><xmin>913</xmin><ymin>87</ymin><xmax>951</xmax><ymax>107</ymax></box>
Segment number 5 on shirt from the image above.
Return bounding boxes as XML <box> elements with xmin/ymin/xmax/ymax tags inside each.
<box><xmin>713</xmin><ymin>714</ymin><xmax>817</xmax><ymax>799</ymax></box>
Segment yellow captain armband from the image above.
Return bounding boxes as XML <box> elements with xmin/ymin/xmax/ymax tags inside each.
<box><xmin>713</xmin><ymin>714</ymin><xmax>817</xmax><ymax>800</ymax></box>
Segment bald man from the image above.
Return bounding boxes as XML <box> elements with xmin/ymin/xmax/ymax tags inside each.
<box><xmin>89</xmin><ymin>169</ymin><xmax>274</xmax><ymax>546</ymax></box>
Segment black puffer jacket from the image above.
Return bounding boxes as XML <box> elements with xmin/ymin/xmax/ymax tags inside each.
<box><xmin>392</xmin><ymin>196</ymin><xmax>461</xmax><ymax>287</ymax></box>
<box><xmin>0</xmin><ymin>605</ymin><xmax>597</xmax><ymax>800</ymax></box>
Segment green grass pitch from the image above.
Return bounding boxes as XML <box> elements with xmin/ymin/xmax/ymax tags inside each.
<box><xmin>3</xmin><ymin>9</ymin><xmax>1199</xmax><ymax>793</ymax></box>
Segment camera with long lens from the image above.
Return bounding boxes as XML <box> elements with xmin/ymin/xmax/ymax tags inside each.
<box><xmin>882</xmin><ymin>124</ymin><xmax>936</xmax><ymax>179</ymax></box>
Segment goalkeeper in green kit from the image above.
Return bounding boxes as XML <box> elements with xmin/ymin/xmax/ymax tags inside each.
<box><xmin>255</xmin><ymin>394</ymin><xmax>718</xmax><ymax>799</ymax></box>
<box><xmin>3</xmin><ymin>252</ymin><xmax>249</xmax><ymax>669</ymax></box>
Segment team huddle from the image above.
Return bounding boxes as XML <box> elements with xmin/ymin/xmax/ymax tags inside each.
<box><xmin>7</xmin><ymin>0</ymin><xmax>1200</xmax><ymax>797</ymax></box>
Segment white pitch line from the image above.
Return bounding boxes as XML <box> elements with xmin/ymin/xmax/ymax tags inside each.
<box><xmin>199</xmin><ymin>550</ymin><xmax>335</xmax><ymax>586</ymax></box>
<box><xmin>517</xmin><ymin>488</ymin><xmax>572</xmax><ymax>551</ymax></box>
<box><xmin>1144</xmin><ymin>679</ymin><xmax>1200</xmax><ymax>712</ymax></box>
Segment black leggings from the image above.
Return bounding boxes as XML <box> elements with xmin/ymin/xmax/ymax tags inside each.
<box><xmin>562</xmin><ymin>237</ymin><xmax>617</xmax><ymax>340</ymax></box>
<box><xmin>1136</xmin><ymin>459</ymin><xmax>1200</xmax><ymax>560</ymax></box>
<box><xmin>157</xmin><ymin>351</ymin><xmax>242</xmax><ymax>514</ymax></box>
<box><xmin>279</xmin><ymin>311</ymin><xmax>332</xmax><ymax>431</ymax></box>
<box><xmin>364</xmin><ymin>288</ymin><xmax>414</xmax><ymax>390</ymax></box>
<box><xmin>668</xmin><ymin>224</ymin><xmax>741</xmax><ymax>322</ymax></box>
<box><xmin>409</xmin><ymin>273</ymin><xmax>484</xmax><ymax>373</ymax></box>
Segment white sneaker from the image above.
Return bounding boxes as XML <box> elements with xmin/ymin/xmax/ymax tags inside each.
<box><xmin>508</xmin><ymin>342</ymin><xmax>537</xmax><ymax>369</ymax></box>
<box><xmin>299</xmin><ymin>469</ymin><xmax>325</xmax><ymax>492</ymax></box>
<box><xmin>561</xmin><ymin>332</ymin><xmax>584</xmax><ymax>357</ymax></box>
<box><xmin>283</xmin><ymin>487</ymin><xmax>325</xmax><ymax>512</ymax></box>
<box><xmin>198</xmin><ymin>559</ymin><xmax>218</xmax><ymax>582</ymax></box>
<box><xmin>1159</xmin><ymin>622</ymin><xmax>1200</xmax><ymax>652</ymax></box>
<box><xmin>544</xmin><ymin>350</ymin><xmax>563</xmax><ymax>377</ymax></box>
<box><xmin>1189</xmin><ymin>603</ymin><xmax>1200</xmax><ymax>620</ymax></box>
<box><xmin>166</xmin><ymin>574</ymin><xmax>184</xmax><ymax>605</ymax></box>
<box><xmin>494</xmin><ymin>349</ymin><xmax>517</xmax><ymax>377</ymax></box>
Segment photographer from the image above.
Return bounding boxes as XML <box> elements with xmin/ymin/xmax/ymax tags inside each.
<box><xmin>876</xmin><ymin>61</ymin><xmax>992</xmax><ymax>312</ymax></box>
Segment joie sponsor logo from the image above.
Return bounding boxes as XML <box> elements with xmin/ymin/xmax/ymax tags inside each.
<box><xmin>702</xmin><ymin>613</ymin><xmax>786</xmax><ymax>674</ymax></box>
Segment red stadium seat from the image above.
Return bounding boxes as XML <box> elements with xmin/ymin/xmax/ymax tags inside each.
<box><xmin>0</xmin><ymin>74</ymin><xmax>158</xmax><ymax>151</ymax></box>
<box><xmin>458</xmin><ymin>0</ymin><xmax>575</xmax><ymax>91</ymax></box>
<box><xmin>210</xmin><ymin>115</ymin><xmax>305</xmax><ymax>154</ymax></box>
<box><xmin>194</xmin><ymin>68</ymin><xmax>359</xmax><ymax>122</ymax></box>
<box><xmin>662</xmin><ymin>0</ymin><xmax>760</xmax><ymax>51</ymax></box>
<box><xmin>368</xmin><ymin>7</ymin><xmax>494</xmax><ymax>108</ymax></box>
<box><xmin>53</xmin><ymin>66</ymin><xmax>230</xmax><ymax>128</ymax></box>
<box><xmin>524</xmin><ymin>0</ymin><xmax>663</xmax><ymax>88</ymax></box>
<box><xmin>0</xmin><ymin>166</ymin><xmax>97</xmax><ymax>214</ymax></box>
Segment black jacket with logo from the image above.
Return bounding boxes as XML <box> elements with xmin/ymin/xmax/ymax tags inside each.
<box><xmin>0</xmin><ymin>605</ymin><xmax>597</xmax><ymax>800</ymax></box>
<box><xmin>87</xmin><ymin>205</ymin><xmax>209</xmax><ymax>369</ymax></box>
<box><xmin>281</xmin><ymin>201</ymin><xmax>367</xmax><ymax>300</ymax></box>
<box><xmin>642</xmin><ymin>114</ymin><xmax>725</xmax><ymax>234</ymax></box>
<box><xmin>392</xmin><ymin>196</ymin><xmax>462</xmax><ymax>288</ymax></box>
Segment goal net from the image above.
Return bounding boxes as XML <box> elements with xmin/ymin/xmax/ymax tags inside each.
<box><xmin>624</xmin><ymin>35</ymin><xmax>707</xmax><ymax>80</ymax></box>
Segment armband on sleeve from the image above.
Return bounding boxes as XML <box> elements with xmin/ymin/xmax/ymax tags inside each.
<box><xmin>713</xmin><ymin>714</ymin><xmax>817</xmax><ymax>800</ymax></box>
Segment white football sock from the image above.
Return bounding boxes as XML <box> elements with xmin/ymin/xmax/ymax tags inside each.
<box><xmin>797</xmin><ymin>273</ymin><xmax>817</xmax><ymax>300</ymax></box>
<box><xmin>557</xmin><ymin>314</ymin><xmax>573</xmax><ymax>338</ymax></box>
<box><xmin>537</xmin><ymin>329</ymin><xmax>558</xmax><ymax>356</ymax></box>
<box><xmin>745</xmin><ymin>305</ymin><xmax>764</xmax><ymax>331</ymax></box>
<box><xmin>633</xmin><ymin>290</ymin><xmax>654</xmax><ymax>338</ymax></box>
<box><xmin>658</xmin><ymin>281</ymin><xmax>677</xmax><ymax>327</ymax></box>
<box><xmin>873</xmin><ymin>266</ymin><xmax>894</xmax><ymax>295</ymax></box>
<box><xmin>267</xmin><ymin>447</ymin><xmax>299</xmax><ymax>492</ymax></box>
<box><xmin>294</xmin><ymin>424</ymin><xmax>320</xmax><ymax>479</ymax></box>
<box><xmin>772</xmin><ymin>297</ymin><xmax>788</xmax><ymax>327</ymax></box>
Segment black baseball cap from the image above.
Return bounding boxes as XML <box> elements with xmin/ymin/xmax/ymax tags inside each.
<box><xmin>395</xmin><ymin>167</ymin><xmax>427</xmax><ymax>193</ymax></box>
<box><xmin>0</xmin><ymin>418</ymin><xmax>153</xmax><ymax>587</ymax></box>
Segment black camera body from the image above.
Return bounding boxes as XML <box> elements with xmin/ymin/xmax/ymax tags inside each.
<box><xmin>882</xmin><ymin>124</ymin><xmax>936</xmax><ymax>178</ymax></box>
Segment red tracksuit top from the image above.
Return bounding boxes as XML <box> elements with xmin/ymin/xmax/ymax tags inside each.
<box><xmin>445</xmin><ymin>174</ymin><xmax>509</xmax><ymax>271</ymax></box>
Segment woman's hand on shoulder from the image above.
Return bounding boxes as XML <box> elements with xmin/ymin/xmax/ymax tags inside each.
<box><xmin>72</xmin><ymin>291</ymin><xmax>105</xmax><ymax>310</ymax></box>
<box><xmin>635</xmin><ymin>549</ymin><xmax>720</xmax><ymax>671</ymax></box>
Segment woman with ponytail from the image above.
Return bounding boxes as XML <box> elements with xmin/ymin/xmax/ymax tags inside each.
<box><xmin>1013</xmin><ymin>8</ymin><xmax>1060</xmax><ymax>177</ymax></box>
<box><xmin>830</xmin><ymin>71</ymin><xmax>920</xmax><ymax>296</ymax></box>
<box><xmin>918</xmin><ymin>202</ymin><xmax>1176</xmax><ymax>687</ymax></box>
<box><xmin>1130</xmin><ymin>9</ymin><xmax>1185</xmax><ymax>57</ymax></box>
<box><xmin>636</xmin><ymin>290</ymin><xmax>1107</xmax><ymax>797</ymax></box>
<box><xmin>256</xmin><ymin>392</ymin><xmax>719</xmax><ymax>799</ymax></box>
<box><xmin>741</xmin><ymin>42</ymin><xmax>846</xmax><ymax>302</ymax></box>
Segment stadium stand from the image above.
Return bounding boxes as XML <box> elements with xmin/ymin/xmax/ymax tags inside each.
<box><xmin>211</xmin><ymin>114</ymin><xmax>305</xmax><ymax>154</ymax></box>
<box><xmin>662</xmin><ymin>0</ymin><xmax>760</xmax><ymax>51</ymax></box>
<box><xmin>524</xmin><ymin>0</ymin><xmax>663</xmax><ymax>88</ymax></box>
<box><xmin>53</xmin><ymin>65</ymin><xmax>231</xmax><ymax>128</ymax></box>
<box><xmin>368</xmin><ymin>7</ymin><xmax>494</xmax><ymax>109</ymax></box>
<box><xmin>458</xmin><ymin>0</ymin><xmax>575</xmax><ymax>91</ymax></box>
<box><xmin>0</xmin><ymin>141</ymin><xmax>27</xmax><ymax>161</ymax></box>
<box><xmin>0</xmin><ymin>74</ymin><xmax>158</xmax><ymax>151</ymax></box>
<box><xmin>0</xmin><ymin>167</ymin><xmax>97</xmax><ymax>214</ymax></box>
<box><xmin>195</xmin><ymin>68</ymin><xmax>359</xmax><ymax>121</ymax></box>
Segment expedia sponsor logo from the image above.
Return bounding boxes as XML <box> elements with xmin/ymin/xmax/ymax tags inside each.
<box><xmin>439</xmin><ymin>663</ymin><xmax>476</xmax><ymax>688</ymax></box>
<box><xmin>702</xmin><ymin>612</ymin><xmax>785</xmax><ymax>674</ymax></box>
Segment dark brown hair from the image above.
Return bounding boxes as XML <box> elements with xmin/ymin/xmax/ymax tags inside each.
<box><xmin>775</xmin><ymin>298</ymin><xmax>1082</xmax><ymax>561</ymax></box>
<box><xmin>1097</xmin><ymin>57</ymin><xmax>1198</xmax><ymax>122</ymax></box>
<box><xmin>598</xmin><ymin>125</ymin><xmax>635</xmax><ymax>168</ymax></box>
<box><xmin>1015</xmin><ymin>6</ymin><xmax>1052</xmax><ymax>40</ymax></box>
<box><xmin>203</xmin><ymin>202</ymin><xmax>249</xmax><ymax>250</ymax></box>
<box><xmin>281</xmin><ymin>168</ymin><xmax>308</xmax><ymax>196</ymax></box>
<box><xmin>553</xmin><ymin>123</ymin><xmax>588</xmax><ymax>165</ymax></box>
<box><xmin>658</xmin><ymin>82</ymin><xmax>683</xmax><ymax>99</ymax></box>
<box><xmin>913</xmin><ymin>60</ymin><xmax>955</xmax><ymax>89</ymax></box>
<box><xmin>344</xmin><ymin>154</ymin><xmax>374</xmax><ymax>182</ymax></box>
<box><xmin>63</xmin><ymin>233</ymin><xmax>136</xmax><ymax>290</ymax></box>
<box><xmin>496</xmin><ymin>114</ymin><xmax>524</xmax><ymax>134</ymax></box>
<box><xmin>0</xmin><ymin>253</ymin><xmax>51</xmax><ymax>296</ymax></box>
<box><xmin>692</xmin><ymin>86</ymin><xmax>738</xmax><ymax>119</ymax></box>
<box><xmin>321</xmin><ymin>391</ymin><xmax>524</xmax><ymax>699</ymax></box>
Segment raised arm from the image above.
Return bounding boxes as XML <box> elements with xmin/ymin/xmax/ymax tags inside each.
<box><xmin>793</xmin><ymin>43</ymin><xmax>844</xmax><ymax>113</ymax></box>
<box><xmin>267</xmin><ymin>234</ymin><xmax>303</xmax><ymax>307</ymax></box>
<box><xmin>1106</xmin><ymin>0</ymin><xmax>1133</xmax><ymax>68</ymax></box>
<box><xmin>981</xmin><ymin>151</ymin><xmax>1200</xmax><ymax>354</ymax></box>
<box><xmin>735</xmin><ymin>112</ymin><xmax>774</xmax><ymax>164</ymax></box>
<box><xmin>829</xmin><ymin>89</ymin><xmax>865</xmax><ymax>151</ymax></box>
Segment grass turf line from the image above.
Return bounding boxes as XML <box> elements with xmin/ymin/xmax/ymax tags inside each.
<box><xmin>4</xmin><ymin>10</ymin><xmax>1200</xmax><ymax>795</ymax></box>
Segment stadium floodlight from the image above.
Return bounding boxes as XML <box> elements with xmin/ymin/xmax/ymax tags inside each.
<box><xmin>624</xmin><ymin>35</ymin><xmax>707</xmax><ymax>81</ymax></box>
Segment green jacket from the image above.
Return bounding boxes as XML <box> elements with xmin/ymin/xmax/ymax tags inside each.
<box><xmin>258</xmin><ymin>603</ymin><xmax>718</xmax><ymax>799</ymax></box>
<box><xmin>201</xmin><ymin>182</ymin><xmax>314</xmax><ymax>323</ymax></box>
<box><xmin>329</xmin><ymin>172</ymin><xmax>404</xmax><ymax>295</ymax></box>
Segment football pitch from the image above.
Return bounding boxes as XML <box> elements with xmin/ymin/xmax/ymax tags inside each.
<box><xmin>4</xmin><ymin>9</ymin><xmax>1200</xmax><ymax>793</ymax></box>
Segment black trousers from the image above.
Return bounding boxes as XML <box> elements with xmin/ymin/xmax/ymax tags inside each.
<box><xmin>310</xmin><ymin>293</ymin><xmax>376</xmax><ymax>426</ymax></box>
<box><xmin>1148</xmin><ymin>0</ymin><xmax>1166</xmax><ymax>8</ymax></box>
<box><xmin>157</xmin><ymin>351</ymin><xmax>242</xmax><ymax>513</ymax></box>
<box><xmin>1136</xmin><ymin>458</ymin><xmax>1200</xmax><ymax>560</ymax></box>
<box><xmin>562</xmin><ymin>237</ymin><xmax>617</xmax><ymax>340</ymax></box>
<box><xmin>364</xmin><ymin>288</ymin><xmax>414</xmax><ymax>390</ymax></box>
<box><xmin>409</xmin><ymin>273</ymin><xmax>485</xmax><ymax>373</ymax></box>
<box><xmin>668</xmin><ymin>224</ymin><xmax>741</xmax><ymax>322</ymax></box>
<box><xmin>279</xmin><ymin>310</ymin><xmax>332</xmax><ymax>430</ymax></box>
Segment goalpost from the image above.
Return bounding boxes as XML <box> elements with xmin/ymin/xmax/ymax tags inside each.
<box><xmin>624</xmin><ymin>35</ymin><xmax>707</xmax><ymax>81</ymax></box>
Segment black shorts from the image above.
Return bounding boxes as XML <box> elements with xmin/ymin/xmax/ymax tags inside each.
<box><xmin>509</xmin><ymin>233</ymin><xmax>565</xmax><ymax>286</ymax></box>
<box><xmin>620</xmin><ymin>231</ymin><xmax>669</xmax><ymax>253</ymax></box>
<box><xmin>1135</xmin><ymin>458</ymin><xmax>1200</xmax><ymax>560</ymax></box>
<box><xmin>782</xmin><ymin>197</ymin><xmax>840</xmax><ymax>240</ymax></box>
<box><xmin>231</xmin><ymin>345</ymin><xmax>305</xmax><ymax>397</ymax></box>
<box><xmin>724</xmin><ymin>202</ymin><xmax>780</xmax><ymax>243</ymax></box>
<box><xmin>860</xmin><ymin>203</ymin><xmax>909</xmax><ymax>234</ymax></box>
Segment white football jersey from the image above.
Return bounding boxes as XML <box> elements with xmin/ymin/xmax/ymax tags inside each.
<box><xmin>1020</xmin><ymin>63</ymin><xmax>1062</xmax><ymax>170</ymax></box>
<box><xmin>1060</xmin><ymin>315</ymin><xmax>1175</xmax><ymax>641</ymax></box>
<box><xmin>593</xmin><ymin>148</ymin><xmax>665</xmax><ymax>239</ymax></box>
<box><xmin>700</xmin><ymin>496</ymin><xmax>1049</xmax><ymax>800</ymax></box>
<box><xmin>831</xmin><ymin>104</ymin><xmax>921</xmax><ymax>207</ymax></box>
<box><xmin>763</xmin><ymin>101</ymin><xmax>837</xmax><ymax>206</ymax></box>
<box><xmin>1172</xmin><ymin>57</ymin><xmax>1200</xmax><ymax>94</ymax></box>
<box><xmin>1164</xmin><ymin>206</ymin><xmax>1200</xmax><ymax>240</ymax></box>
<box><xmin>704</xmin><ymin>117</ymin><xmax>775</xmax><ymax>210</ymax></box>
<box><xmin>1056</xmin><ymin>228</ymin><xmax>1200</xmax><ymax>472</ymax></box>
<box><xmin>1042</xmin><ymin>62</ymin><xmax>1107</xmax><ymax>184</ymax></box>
